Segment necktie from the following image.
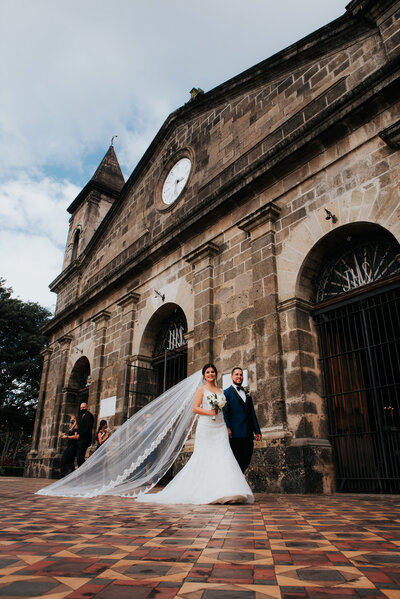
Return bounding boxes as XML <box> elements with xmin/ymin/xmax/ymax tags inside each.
<box><xmin>236</xmin><ymin>386</ymin><xmax>244</xmax><ymax>392</ymax></box>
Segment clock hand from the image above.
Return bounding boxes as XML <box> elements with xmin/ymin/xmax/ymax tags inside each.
<box><xmin>174</xmin><ymin>177</ymin><xmax>185</xmax><ymax>193</ymax></box>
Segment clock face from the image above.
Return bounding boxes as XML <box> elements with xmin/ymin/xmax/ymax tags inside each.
<box><xmin>162</xmin><ymin>157</ymin><xmax>192</xmax><ymax>205</ymax></box>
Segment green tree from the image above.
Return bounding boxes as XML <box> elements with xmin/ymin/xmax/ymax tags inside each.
<box><xmin>0</xmin><ymin>278</ymin><xmax>51</xmax><ymax>468</ymax></box>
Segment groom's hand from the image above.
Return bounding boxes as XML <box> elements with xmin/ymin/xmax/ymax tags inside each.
<box><xmin>227</xmin><ymin>427</ymin><xmax>232</xmax><ymax>438</ymax></box>
<box><xmin>255</xmin><ymin>434</ymin><xmax>262</xmax><ymax>441</ymax></box>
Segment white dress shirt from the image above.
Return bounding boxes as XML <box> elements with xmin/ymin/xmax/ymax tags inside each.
<box><xmin>235</xmin><ymin>385</ymin><xmax>246</xmax><ymax>403</ymax></box>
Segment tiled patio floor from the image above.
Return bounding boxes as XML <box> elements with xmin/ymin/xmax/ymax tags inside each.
<box><xmin>0</xmin><ymin>477</ymin><xmax>399</xmax><ymax>598</ymax></box>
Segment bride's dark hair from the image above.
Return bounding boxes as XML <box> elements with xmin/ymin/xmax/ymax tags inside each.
<box><xmin>202</xmin><ymin>363</ymin><xmax>218</xmax><ymax>377</ymax></box>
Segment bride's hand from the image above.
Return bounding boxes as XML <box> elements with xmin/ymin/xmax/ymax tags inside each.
<box><xmin>210</xmin><ymin>409</ymin><xmax>218</xmax><ymax>417</ymax></box>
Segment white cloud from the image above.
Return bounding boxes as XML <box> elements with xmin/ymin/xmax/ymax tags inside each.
<box><xmin>0</xmin><ymin>0</ymin><xmax>347</xmax><ymax>179</ymax></box>
<box><xmin>0</xmin><ymin>231</ymin><xmax>63</xmax><ymax>310</ymax></box>
<box><xmin>0</xmin><ymin>177</ymin><xmax>80</xmax><ymax>245</ymax></box>
<box><xmin>0</xmin><ymin>176</ymin><xmax>80</xmax><ymax>308</ymax></box>
<box><xmin>0</xmin><ymin>0</ymin><xmax>348</xmax><ymax>305</ymax></box>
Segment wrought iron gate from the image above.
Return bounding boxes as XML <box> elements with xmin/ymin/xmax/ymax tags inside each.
<box><xmin>121</xmin><ymin>348</ymin><xmax>187</xmax><ymax>423</ymax></box>
<box><xmin>314</xmin><ymin>282</ymin><xmax>400</xmax><ymax>492</ymax></box>
<box><xmin>152</xmin><ymin>347</ymin><xmax>187</xmax><ymax>397</ymax></box>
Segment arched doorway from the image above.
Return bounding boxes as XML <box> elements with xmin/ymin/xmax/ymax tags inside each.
<box><xmin>122</xmin><ymin>304</ymin><xmax>188</xmax><ymax>419</ymax></box>
<box><xmin>310</xmin><ymin>227</ymin><xmax>400</xmax><ymax>492</ymax></box>
<box><xmin>65</xmin><ymin>356</ymin><xmax>91</xmax><ymax>418</ymax></box>
<box><xmin>152</xmin><ymin>307</ymin><xmax>188</xmax><ymax>396</ymax></box>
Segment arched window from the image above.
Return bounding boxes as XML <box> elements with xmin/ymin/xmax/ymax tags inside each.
<box><xmin>314</xmin><ymin>240</ymin><xmax>400</xmax><ymax>303</ymax></box>
<box><xmin>153</xmin><ymin>308</ymin><xmax>187</xmax><ymax>357</ymax></box>
<box><xmin>71</xmin><ymin>229</ymin><xmax>80</xmax><ymax>262</ymax></box>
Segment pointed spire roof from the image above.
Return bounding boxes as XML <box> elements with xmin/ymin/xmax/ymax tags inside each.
<box><xmin>67</xmin><ymin>145</ymin><xmax>125</xmax><ymax>214</ymax></box>
<box><xmin>91</xmin><ymin>144</ymin><xmax>125</xmax><ymax>190</ymax></box>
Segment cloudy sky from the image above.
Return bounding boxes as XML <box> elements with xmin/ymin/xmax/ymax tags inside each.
<box><xmin>0</xmin><ymin>0</ymin><xmax>348</xmax><ymax>311</ymax></box>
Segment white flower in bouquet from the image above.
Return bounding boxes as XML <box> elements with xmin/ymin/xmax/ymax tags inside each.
<box><xmin>207</xmin><ymin>393</ymin><xmax>226</xmax><ymax>420</ymax></box>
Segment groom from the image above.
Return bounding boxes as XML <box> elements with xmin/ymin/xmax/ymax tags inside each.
<box><xmin>223</xmin><ymin>367</ymin><xmax>262</xmax><ymax>472</ymax></box>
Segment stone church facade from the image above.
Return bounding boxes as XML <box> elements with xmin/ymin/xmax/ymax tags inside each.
<box><xmin>27</xmin><ymin>0</ymin><xmax>400</xmax><ymax>494</ymax></box>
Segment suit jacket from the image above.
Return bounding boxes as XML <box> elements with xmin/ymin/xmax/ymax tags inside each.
<box><xmin>223</xmin><ymin>386</ymin><xmax>261</xmax><ymax>438</ymax></box>
<box><xmin>77</xmin><ymin>411</ymin><xmax>94</xmax><ymax>446</ymax></box>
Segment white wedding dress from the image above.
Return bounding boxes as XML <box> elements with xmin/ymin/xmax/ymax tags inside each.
<box><xmin>136</xmin><ymin>391</ymin><xmax>254</xmax><ymax>505</ymax></box>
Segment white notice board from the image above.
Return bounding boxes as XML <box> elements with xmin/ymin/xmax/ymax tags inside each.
<box><xmin>99</xmin><ymin>396</ymin><xmax>117</xmax><ymax>418</ymax></box>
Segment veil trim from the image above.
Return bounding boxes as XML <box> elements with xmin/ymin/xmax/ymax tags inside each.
<box><xmin>36</xmin><ymin>370</ymin><xmax>203</xmax><ymax>498</ymax></box>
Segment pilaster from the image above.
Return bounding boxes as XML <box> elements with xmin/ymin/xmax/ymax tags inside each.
<box><xmin>238</xmin><ymin>203</ymin><xmax>285</xmax><ymax>430</ymax></box>
<box><xmin>185</xmin><ymin>242</ymin><xmax>219</xmax><ymax>372</ymax></box>
<box><xmin>27</xmin><ymin>347</ymin><xmax>53</xmax><ymax>462</ymax></box>
<box><xmin>89</xmin><ymin>310</ymin><xmax>111</xmax><ymax>410</ymax></box>
<box><xmin>116</xmin><ymin>293</ymin><xmax>140</xmax><ymax>418</ymax></box>
<box><xmin>277</xmin><ymin>297</ymin><xmax>323</xmax><ymax>437</ymax></box>
<box><xmin>50</xmin><ymin>335</ymin><xmax>73</xmax><ymax>449</ymax></box>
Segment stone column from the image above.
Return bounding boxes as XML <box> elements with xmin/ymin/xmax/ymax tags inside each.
<box><xmin>50</xmin><ymin>334</ymin><xmax>73</xmax><ymax>450</ymax></box>
<box><xmin>278</xmin><ymin>297</ymin><xmax>334</xmax><ymax>493</ymax></box>
<box><xmin>25</xmin><ymin>347</ymin><xmax>53</xmax><ymax>476</ymax></box>
<box><xmin>116</xmin><ymin>292</ymin><xmax>140</xmax><ymax>417</ymax></box>
<box><xmin>90</xmin><ymin>310</ymin><xmax>111</xmax><ymax>419</ymax></box>
<box><xmin>238</xmin><ymin>203</ymin><xmax>285</xmax><ymax>433</ymax></box>
<box><xmin>31</xmin><ymin>348</ymin><xmax>53</xmax><ymax>451</ymax></box>
<box><xmin>185</xmin><ymin>242</ymin><xmax>219</xmax><ymax>373</ymax></box>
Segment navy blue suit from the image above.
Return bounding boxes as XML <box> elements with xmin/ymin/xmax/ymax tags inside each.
<box><xmin>223</xmin><ymin>385</ymin><xmax>261</xmax><ymax>472</ymax></box>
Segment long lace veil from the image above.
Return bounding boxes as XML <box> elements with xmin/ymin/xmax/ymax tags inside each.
<box><xmin>36</xmin><ymin>370</ymin><xmax>203</xmax><ymax>497</ymax></box>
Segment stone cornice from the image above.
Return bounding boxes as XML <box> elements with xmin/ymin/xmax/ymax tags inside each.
<box><xmin>185</xmin><ymin>242</ymin><xmax>220</xmax><ymax>267</ymax></box>
<box><xmin>91</xmin><ymin>310</ymin><xmax>111</xmax><ymax>327</ymax></box>
<box><xmin>57</xmin><ymin>334</ymin><xmax>73</xmax><ymax>347</ymax></box>
<box><xmin>117</xmin><ymin>291</ymin><xmax>140</xmax><ymax>309</ymax></box>
<box><xmin>184</xmin><ymin>329</ymin><xmax>194</xmax><ymax>342</ymax></box>
<box><xmin>379</xmin><ymin>119</ymin><xmax>400</xmax><ymax>149</ymax></box>
<box><xmin>67</xmin><ymin>178</ymin><xmax>122</xmax><ymax>215</ymax></box>
<box><xmin>277</xmin><ymin>297</ymin><xmax>313</xmax><ymax>313</ymax></box>
<box><xmin>130</xmin><ymin>354</ymin><xmax>153</xmax><ymax>364</ymax></box>
<box><xmin>50</xmin><ymin>260</ymin><xmax>80</xmax><ymax>293</ymax></box>
<box><xmin>346</xmin><ymin>0</ymin><xmax>396</xmax><ymax>25</ymax></box>
<box><xmin>290</xmin><ymin>437</ymin><xmax>332</xmax><ymax>447</ymax></box>
<box><xmin>238</xmin><ymin>203</ymin><xmax>281</xmax><ymax>239</ymax></box>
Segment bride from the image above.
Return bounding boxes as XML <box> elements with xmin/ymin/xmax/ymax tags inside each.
<box><xmin>136</xmin><ymin>363</ymin><xmax>253</xmax><ymax>504</ymax></box>
<box><xmin>37</xmin><ymin>364</ymin><xmax>253</xmax><ymax>504</ymax></box>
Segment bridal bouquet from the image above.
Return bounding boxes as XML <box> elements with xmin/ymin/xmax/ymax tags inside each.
<box><xmin>207</xmin><ymin>393</ymin><xmax>226</xmax><ymax>421</ymax></box>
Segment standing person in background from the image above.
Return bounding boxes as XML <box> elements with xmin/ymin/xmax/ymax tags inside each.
<box><xmin>60</xmin><ymin>415</ymin><xmax>78</xmax><ymax>477</ymax></box>
<box><xmin>223</xmin><ymin>367</ymin><xmax>262</xmax><ymax>472</ymax></box>
<box><xmin>96</xmin><ymin>420</ymin><xmax>110</xmax><ymax>449</ymax></box>
<box><xmin>76</xmin><ymin>402</ymin><xmax>94</xmax><ymax>467</ymax></box>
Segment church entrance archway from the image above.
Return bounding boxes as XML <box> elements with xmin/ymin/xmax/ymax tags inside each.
<box><xmin>151</xmin><ymin>306</ymin><xmax>188</xmax><ymax>397</ymax></box>
<box><xmin>310</xmin><ymin>226</ymin><xmax>400</xmax><ymax>492</ymax></box>
<box><xmin>122</xmin><ymin>304</ymin><xmax>188</xmax><ymax>420</ymax></box>
<box><xmin>63</xmin><ymin>356</ymin><xmax>91</xmax><ymax>428</ymax></box>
